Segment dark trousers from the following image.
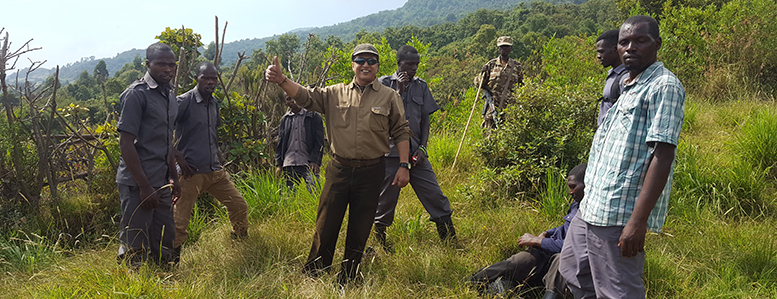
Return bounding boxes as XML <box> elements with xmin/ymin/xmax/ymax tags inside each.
<box><xmin>375</xmin><ymin>157</ymin><xmax>452</xmax><ymax>226</ymax></box>
<box><xmin>470</xmin><ymin>247</ymin><xmax>569</xmax><ymax>296</ymax></box>
<box><xmin>304</xmin><ymin>157</ymin><xmax>385</xmax><ymax>279</ymax></box>
<box><xmin>282</xmin><ymin>165</ymin><xmax>318</xmax><ymax>192</ymax></box>
<box><xmin>117</xmin><ymin>184</ymin><xmax>176</xmax><ymax>264</ymax></box>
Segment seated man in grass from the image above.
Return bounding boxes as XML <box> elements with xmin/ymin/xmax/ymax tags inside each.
<box><xmin>468</xmin><ymin>163</ymin><xmax>586</xmax><ymax>299</ymax></box>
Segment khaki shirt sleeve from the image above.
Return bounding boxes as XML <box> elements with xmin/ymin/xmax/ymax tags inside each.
<box><xmin>292</xmin><ymin>85</ymin><xmax>330</xmax><ymax>115</ymax></box>
<box><xmin>388</xmin><ymin>92</ymin><xmax>412</xmax><ymax>143</ymax></box>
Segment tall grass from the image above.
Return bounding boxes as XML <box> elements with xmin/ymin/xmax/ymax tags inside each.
<box><xmin>0</xmin><ymin>231</ymin><xmax>59</xmax><ymax>274</ymax></box>
<box><xmin>535</xmin><ymin>168</ymin><xmax>570</xmax><ymax>220</ymax></box>
<box><xmin>733</xmin><ymin>108</ymin><xmax>777</xmax><ymax>178</ymax></box>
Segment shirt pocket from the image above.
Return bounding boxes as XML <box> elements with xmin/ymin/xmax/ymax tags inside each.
<box><xmin>405</xmin><ymin>96</ymin><xmax>424</xmax><ymax>121</ymax></box>
<box><xmin>615</xmin><ymin>96</ymin><xmax>637</xmax><ymax>130</ymax></box>
<box><xmin>334</xmin><ymin>100</ymin><xmax>351</xmax><ymax>128</ymax></box>
<box><xmin>369</xmin><ymin>106</ymin><xmax>389</xmax><ymax>133</ymax></box>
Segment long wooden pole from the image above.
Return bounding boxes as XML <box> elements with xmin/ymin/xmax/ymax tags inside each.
<box><xmin>451</xmin><ymin>72</ymin><xmax>485</xmax><ymax>170</ymax></box>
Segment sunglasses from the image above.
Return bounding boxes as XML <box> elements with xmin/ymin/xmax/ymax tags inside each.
<box><xmin>352</xmin><ymin>57</ymin><xmax>379</xmax><ymax>65</ymax></box>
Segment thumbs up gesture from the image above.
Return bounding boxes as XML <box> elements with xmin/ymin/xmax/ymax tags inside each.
<box><xmin>265</xmin><ymin>56</ymin><xmax>286</xmax><ymax>84</ymax></box>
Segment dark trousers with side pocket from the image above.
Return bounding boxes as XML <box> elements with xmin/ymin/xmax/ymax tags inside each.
<box><xmin>304</xmin><ymin>157</ymin><xmax>385</xmax><ymax>279</ymax></box>
<box><xmin>117</xmin><ymin>184</ymin><xmax>176</xmax><ymax>264</ymax></box>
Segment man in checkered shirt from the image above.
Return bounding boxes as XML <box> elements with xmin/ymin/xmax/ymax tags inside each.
<box><xmin>558</xmin><ymin>15</ymin><xmax>685</xmax><ymax>299</ymax></box>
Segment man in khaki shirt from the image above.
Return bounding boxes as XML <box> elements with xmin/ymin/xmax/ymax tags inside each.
<box><xmin>265</xmin><ymin>43</ymin><xmax>412</xmax><ymax>284</ymax></box>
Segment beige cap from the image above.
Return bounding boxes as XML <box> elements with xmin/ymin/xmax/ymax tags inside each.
<box><xmin>496</xmin><ymin>36</ymin><xmax>513</xmax><ymax>46</ymax></box>
<box><xmin>352</xmin><ymin>43</ymin><xmax>379</xmax><ymax>58</ymax></box>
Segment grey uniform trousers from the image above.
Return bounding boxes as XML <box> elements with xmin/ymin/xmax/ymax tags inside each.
<box><xmin>117</xmin><ymin>184</ymin><xmax>176</xmax><ymax>264</ymax></box>
<box><xmin>374</xmin><ymin>157</ymin><xmax>452</xmax><ymax>226</ymax></box>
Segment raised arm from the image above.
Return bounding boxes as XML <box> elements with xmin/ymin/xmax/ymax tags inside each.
<box><xmin>265</xmin><ymin>56</ymin><xmax>302</xmax><ymax>98</ymax></box>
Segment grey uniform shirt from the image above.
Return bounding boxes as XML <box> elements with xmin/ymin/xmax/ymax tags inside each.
<box><xmin>283</xmin><ymin>108</ymin><xmax>310</xmax><ymax>167</ymax></box>
<box><xmin>116</xmin><ymin>72</ymin><xmax>178</xmax><ymax>188</ymax></box>
<box><xmin>598</xmin><ymin>64</ymin><xmax>627</xmax><ymax>126</ymax></box>
<box><xmin>175</xmin><ymin>88</ymin><xmax>222</xmax><ymax>175</ymax></box>
<box><xmin>379</xmin><ymin>73</ymin><xmax>439</xmax><ymax>157</ymax></box>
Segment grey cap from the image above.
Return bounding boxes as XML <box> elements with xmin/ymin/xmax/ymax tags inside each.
<box><xmin>352</xmin><ymin>43</ymin><xmax>379</xmax><ymax>58</ymax></box>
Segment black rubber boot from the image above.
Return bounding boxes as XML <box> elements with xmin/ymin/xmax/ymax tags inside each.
<box><xmin>374</xmin><ymin>224</ymin><xmax>394</xmax><ymax>253</ymax></box>
<box><xmin>433</xmin><ymin>214</ymin><xmax>457</xmax><ymax>241</ymax></box>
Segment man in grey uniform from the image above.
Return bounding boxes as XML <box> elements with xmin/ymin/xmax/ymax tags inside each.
<box><xmin>596</xmin><ymin>29</ymin><xmax>627</xmax><ymax>126</ymax></box>
<box><xmin>373</xmin><ymin>45</ymin><xmax>456</xmax><ymax>251</ymax></box>
<box><xmin>115</xmin><ymin>42</ymin><xmax>180</xmax><ymax>268</ymax></box>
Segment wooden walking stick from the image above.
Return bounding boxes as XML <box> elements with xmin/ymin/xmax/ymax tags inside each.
<box><xmin>451</xmin><ymin>71</ymin><xmax>486</xmax><ymax>171</ymax></box>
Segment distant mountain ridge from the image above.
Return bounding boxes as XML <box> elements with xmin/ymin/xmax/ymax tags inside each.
<box><xmin>19</xmin><ymin>0</ymin><xmax>528</xmax><ymax>83</ymax></box>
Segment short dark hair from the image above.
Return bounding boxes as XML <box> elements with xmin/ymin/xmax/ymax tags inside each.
<box><xmin>146</xmin><ymin>42</ymin><xmax>174</xmax><ymax>61</ymax></box>
<box><xmin>623</xmin><ymin>15</ymin><xmax>660</xmax><ymax>40</ymax></box>
<box><xmin>596</xmin><ymin>29</ymin><xmax>620</xmax><ymax>46</ymax></box>
<box><xmin>195</xmin><ymin>61</ymin><xmax>217</xmax><ymax>77</ymax></box>
<box><xmin>568</xmin><ymin>163</ymin><xmax>587</xmax><ymax>183</ymax></box>
<box><xmin>396</xmin><ymin>45</ymin><xmax>419</xmax><ymax>62</ymax></box>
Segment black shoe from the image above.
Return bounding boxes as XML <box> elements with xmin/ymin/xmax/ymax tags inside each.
<box><xmin>171</xmin><ymin>246</ymin><xmax>181</xmax><ymax>265</ymax></box>
<box><xmin>230</xmin><ymin>231</ymin><xmax>248</xmax><ymax>240</ymax></box>
<box><xmin>374</xmin><ymin>224</ymin><xmax>395</xmax><ymax>254</ymax></box>
<box><xmin>433</xmin><ymin>214</ymin><xmax>457</xmax><ymax>241</ymax></box>
<box><xmin>118</xmin><ymin>249</ymin><xmax>146</xmax><ymax>270</ymax></box>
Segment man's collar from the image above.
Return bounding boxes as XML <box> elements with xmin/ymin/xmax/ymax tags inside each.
<box><xmin>624</xmin><ymin>62</ymin><xmax>663</xmax><ymax>86</ymax></box>
<box><xmin>287</xmin><ymin>107</ymin><xmax>306</xmax><ymax>115</ymax></box>
<box><xmin>194</xmin><ymin>88</ymin><xmax>215</xmax><ymax>104</ymax></box>
<box><xmin>612</xmin><ymin>64</ymin><xmax>626</xmax><ymax>74</ymax></box>
<box><xmin>143</xmin><ymin>72</ymin><xmax>160</xmax><ymax>89</ymax></box>
<box><xmin>350</xmin><ymin>77</ymin><xmax>381</xmax><ymax>91</ymax></box>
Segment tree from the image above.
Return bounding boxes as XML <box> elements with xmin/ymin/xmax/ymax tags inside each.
<box><xmin>156</xmin><ymin>27</ymin><xmax>204</xmax><ymax>93</ymax></box>
<box><xmin>265</xmin><ymin>33</ymin><xmax>301</xmax><ymax>71</ymax></box>
<box><xmin>93</xmin><ymin>60</ymin><xmax>108</xmax><ymax>81</ymax></box>
<box><xmin>203</xmin><ymin>41</ymin><xmax>217</xmax><ymax>61</ymax></box>
<box><xmin>467</xmin><ymin>24</ymin><xmax>497</xmax><ymax>58</ymax></box>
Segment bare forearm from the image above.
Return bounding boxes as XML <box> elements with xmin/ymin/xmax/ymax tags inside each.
<box><xmin>419</xmin><ymin>114</ymin><xmax>430</xmax><ymax>147</ymax></box>
<box><xmin>396</xmin><ymin>139</ymin><xmax>410</xmax><ymax>164</ymax></box>
<box><xmin>278</xmin><ymin>76</ymin><xmax>302</xmax><ymax>98</ymax></box>
<box><xmin>630</xmin><ymin>142</ymin><xmax>676</xmax><ymax>225</ymax></box>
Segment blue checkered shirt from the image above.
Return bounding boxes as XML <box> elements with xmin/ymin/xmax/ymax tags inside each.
<box><xmin>580</xmin><ymin>62</ymin><xmax>685</xmax><ymax>233</ymax></box>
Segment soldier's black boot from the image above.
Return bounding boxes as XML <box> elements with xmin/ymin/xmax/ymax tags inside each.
<box><xmin>374</xmin><ymin>224</ymin><xmax>394</xmax><ymax>254</ymax></box>
<box><xmin>433</xmin><ymin>214</ymin><xmax>457</xmax><ymax>241</ymax></box>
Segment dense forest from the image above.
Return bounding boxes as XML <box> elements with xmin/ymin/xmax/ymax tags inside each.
<box><xmin>1</xmin><ymin>0</ymin><xmax>776</xmax><ymax>296</ymax></box>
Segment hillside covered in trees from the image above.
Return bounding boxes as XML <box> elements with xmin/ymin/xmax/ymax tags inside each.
<box><xmin>18</xmin><ymin>0</ymin><xmax>548</xmax><ymax>83</ymax></box>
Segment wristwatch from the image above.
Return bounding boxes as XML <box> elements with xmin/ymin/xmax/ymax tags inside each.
<box><xmin>399</xmin><ymin>162</ymin><xmax>412</xmax><ymax>170</ymax></box>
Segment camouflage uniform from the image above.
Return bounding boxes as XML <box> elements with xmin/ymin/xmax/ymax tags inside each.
<box><xmin>475</xmin><ymin>36</ymin><xmax>524</xmax><ymax>130</ymax></box>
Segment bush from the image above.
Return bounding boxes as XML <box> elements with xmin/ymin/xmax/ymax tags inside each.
<box><xmin>476</xmin><ymin>80</ymin><xmax>596</xmax><ymax>198</ymax></box>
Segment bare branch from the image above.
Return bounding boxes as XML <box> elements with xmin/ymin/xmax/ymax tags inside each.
<box><xmin>297</xmin><ymin>33</ymin><xmax>314</xmax><ymax>83</ymax></box>
<box><xmin>219</xmin><ymin>21</ymin><xmax>228</xmax><ymax>66</ymax></box>
<box><xmin>224</xmin><ymin>51</ymin><xmax>246</xmax><ymax>93</ymax></box>
<box><xmin>214</xmin><ymin>16</ymin><xmax>219</xmax><ymax>64</ymax></box>
<box><xmin>173</xmin><ymin>25</ymin><xmax>187</xmax><ymax>95</ymax></box>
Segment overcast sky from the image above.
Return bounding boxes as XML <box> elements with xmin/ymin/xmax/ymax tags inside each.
<box><xmin>4</xmin><ymin>0</ymin><xmax>408</xmax><ymax>67</ymax></box>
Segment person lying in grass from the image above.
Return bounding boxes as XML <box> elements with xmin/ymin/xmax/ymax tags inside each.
<box><xmin>468</xmin><ymin>163</ymin><xmax>586</xmax><ymax>299</ymax></box>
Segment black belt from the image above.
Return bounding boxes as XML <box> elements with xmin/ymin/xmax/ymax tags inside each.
<box><xmin>333</xmin><ymin>155</ymin><xmax>382</xmax><ymax>168</ymax></box>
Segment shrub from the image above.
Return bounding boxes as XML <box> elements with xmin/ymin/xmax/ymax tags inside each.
<box><xmin>476</xmin><ymin>80</ymin><xmax>595</xmax><ymax>198</ymax></box>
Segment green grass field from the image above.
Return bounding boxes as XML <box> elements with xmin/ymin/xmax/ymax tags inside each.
<box><xmin>1</xmin><ymin>95</ymin><xmax>776</xmax><ymax>299</ymax></box>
